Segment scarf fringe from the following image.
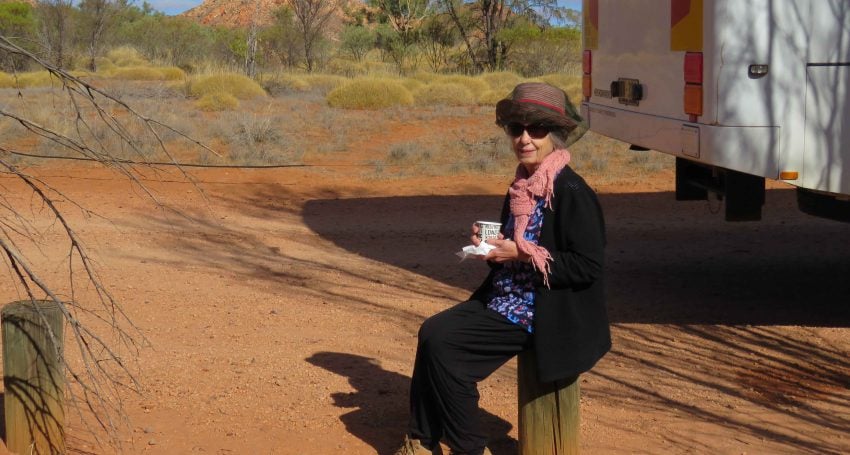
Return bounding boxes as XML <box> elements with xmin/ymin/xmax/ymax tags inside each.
<box><xmin>510</xmin><ymin>149</ymin><xmax>571</xmax><ymax>288</ymax></box>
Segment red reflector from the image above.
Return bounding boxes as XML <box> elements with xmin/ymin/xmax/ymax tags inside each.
<box><xmin>583</xmin><ymin>50</ymin><xmax>592</xmax><ymax>75</ymax></box>
<box><xmin>684</xmin><ymin>52</ymin><xmax>703</xmax><ymax>84</ymax></box>
<box><xmin>684</xmin><ymin>83</ymin><xmax>703</xmax><ymax>116</ymax></box>
<box><xmin>583</xmin><ymin>74</ymin><xmax>592</xmax><ymax>98</ymax></box>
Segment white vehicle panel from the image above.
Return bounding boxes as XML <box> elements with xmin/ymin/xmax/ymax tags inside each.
<box><xmin>585</xmin><ymin>105</ymin><xmax>779</xmax><ymax>178</ymax></box>
<box><xmin>591</xmin><ymin>0</ymin><xmax>687</xmax><ymax>120</ymax></box>
<box><xmin>804</xmin><ymin>65</ymin><xmax>850</xmax><ymax>195</ymax></box>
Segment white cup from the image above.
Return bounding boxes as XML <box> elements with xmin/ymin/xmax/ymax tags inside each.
<box><xmin>474</xmin><ymin>221</ymin><xmax>502</xmax><ymax>242</ymax></box>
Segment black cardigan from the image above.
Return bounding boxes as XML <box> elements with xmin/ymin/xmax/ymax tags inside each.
<box><xmin>471</xmin><ymin>166</ymin><xmax>611</xmax><ymax>382</ymax></box>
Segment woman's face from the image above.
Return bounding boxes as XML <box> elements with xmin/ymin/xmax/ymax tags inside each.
<box><xmin>507</xmin><ymin>123</ymin><xmax>555</xmax><ymax>174</ymax></box>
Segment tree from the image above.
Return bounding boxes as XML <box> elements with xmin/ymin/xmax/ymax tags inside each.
<box><xmin>499</xmin><ymin>22</ymin><xmax>580</xmax><ymax>75</ymax></box>
<box><xmin>370</xmin><ymin>0</ymin><xmax>432</xmax><ymax>73</ymax></box>
<box><xmin>77</xmin><ymin>0</ymin><xmax>129</xmax><ymax>71</ymax></box>
<box><xmin>0</xmin><ymin>33</ymin><xmax>212</xmax><ymax>451</ymax></box>
<box><xmin>420</xmin><ymin>13</ymin><xmax>457</xmax><ymax>71</ymax></box>
<box><xmin>260</xmin><ymin>6</ymin><xmax>302</xmax><ymax>69</ymax></box>
<box><xmin>290</xmin><ymin>0</ymin><xmax>339</xmax><ymax>72</ymax></box>
<box><xmin>339</xmin><ymin>25</ymin><xmax>374</xmax><ymax>63</ymax></box>
<box><xmin>36</xmin><ymin>0</ymin><xmax>75</xmax><ymax>68</ymax></box>
<box><xmin>438</xmin><ymin>0</ymin><xmax>569</xmax><ymax>72</ymax></box>
<box><xmin>0</xmin><ymin>1</ymin><xmax>37</xmax><ymax>71</ymax></box>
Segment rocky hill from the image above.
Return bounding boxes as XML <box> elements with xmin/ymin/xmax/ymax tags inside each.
<box><xmin>181</xmin><ymin>0</ymin><xmax>290</xmax><ymax>28</ymax></box>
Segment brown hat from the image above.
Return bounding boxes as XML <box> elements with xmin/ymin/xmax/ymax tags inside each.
<box><xmin>496</xmin><ymin>82</ymin><xmax>587</xmax><ymax>146</ymax></box>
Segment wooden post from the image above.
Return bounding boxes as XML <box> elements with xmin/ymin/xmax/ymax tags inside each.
<box><xmin>517</xmin><ymin>351</ymin><xmax>580</xmax><ymax>455</ymax></box>
<box><xmin>2</xmin><ymin>300</ymin><xmax>65</xmax><ymax>454</ymax></box>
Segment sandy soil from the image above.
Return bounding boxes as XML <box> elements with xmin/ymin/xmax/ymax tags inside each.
<box><xmin>0</xmin><ymin>161</ymin><xmax>848</xmax><ymax>455</ymax></box>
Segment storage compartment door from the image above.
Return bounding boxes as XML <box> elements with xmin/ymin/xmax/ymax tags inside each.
<box><xmin>803</xmin><ymin>65</ymin><xmax>850</xmax><ymax>195</ymax></box>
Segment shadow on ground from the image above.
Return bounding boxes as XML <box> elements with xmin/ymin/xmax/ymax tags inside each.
<box><xmin>306</xmin><ymin>352</ymin><xmax>516</xmax><ymax>455</ymax></box>
<box><xmin>136</xmin><ymin>183</ymin><xmax>850</xmax><ymax>453</ymax></box>
<box><xmin>298</xmin><ymin>188</ymin><xmax>850</xmax><ymax>327</ymax></box>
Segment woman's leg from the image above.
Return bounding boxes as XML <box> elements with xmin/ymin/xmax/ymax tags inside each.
<box><xmin>407</xmin><ymin>300</ymin><xmax>531</xmax><ymax>455</ymax></box>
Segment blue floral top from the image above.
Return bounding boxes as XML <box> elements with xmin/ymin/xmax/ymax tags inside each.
<box><xmin>486</xmin><ymin>198</ymin><xmax>546</xmax><ymax>332</ymax></box>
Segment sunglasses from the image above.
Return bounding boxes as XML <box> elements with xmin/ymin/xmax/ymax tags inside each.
<box><xmin>503</xmin><ymin>122</ymin><xmax>551</xmax><ymax>139</ymax></box>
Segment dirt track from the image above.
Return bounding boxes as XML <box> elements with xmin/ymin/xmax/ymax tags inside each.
<box><xmin>0</xmin><ymin>163</ymin><xmax>848</xmax><ymax>454</ymax></box>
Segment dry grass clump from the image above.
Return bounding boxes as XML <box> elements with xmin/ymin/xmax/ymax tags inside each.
<box><xmin>478</xmin><ymin>71</ymin><xmax>521</xmax><ymax>104</ymax></box>
<box><xmin>11</xmin><ymin>71</ymin><xmax>60</xmax><ymax>88</ymax></box>
<box><xmin>479</xmin><ymin>71</ymin><xmax>522</xmax><ymax>90</ymax></box>
<box><xmin>327</xmin><ymin>78</ymin><xmax>413</xmax><ymax>109</ymax></box>
<box><xmin>106</xmin><ymin>46</ymin><xmax>149</xmax><ymax>67</ymax></box>
<box><xmin>0</xmin><ymin>72</ymin><xmax>15</xmax><ymax>88</ymax></box>
<box><xmin>399</xmin><ymin>78</ymin><xmax>425</xmax><ymax>92</ymax></box>
<box><xmin>188</xmin><ymin>73</ymin><xmax>267</xmax><ymax>100</ymax></box>
<box><xmin>325</xmin><ymin>58</ymin><xmax>368</xmax><ymax>77</ymax></box>
<box><xmin>413</xmin><ymin>82</ymin><xmax>475</xmax><ymax>106</ymax></box>
<box><xmin>94</xmin><ymin>57</ymin><xmax>116</xmax><ymax>73</ymax></box>
<box><xmin>224</xmin><ymin>113</ymin><xmax>301</xmax><ymax>165</ymax></box>
<box><xmin>260</xmin><ymin>73</ymin><xmax>310</xmax><ymax>94</ymax></box>
<box><xmin>440</xmin><ymin>75</ymin><xmax>489</xmax><ymax>100</ymax></box>
<box><xmin>159</xmin><ymin>67</ymin><xmax>186</xmax><ymax>81</ymax></box>
<box><xmin>410</xmin><ymin>71</ymin><xmax>440</xmax><ymax>83</ymax></box>
<box><xmin>110</xmin><ymin>66</ymin><xmax>165</xmax><ymax>80</ymax></box>
<box><xmin>301</xmin><ymin>74</ymin><xmax>347</xmax><ymax>94</ymax></box>
<box><xmin>478</xmin><ymin>89</ymin><xmax>509</xmax><ymax>106</ymax></box>
<box><xmin>196</xmin><ymin>92</ymin><xmax>239</xmax><ymax>111</ymax></box>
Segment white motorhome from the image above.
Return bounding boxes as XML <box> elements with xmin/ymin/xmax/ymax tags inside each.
<box><xmin>580</xmin><ymin>0</ymin><xmax>850</xmax><ymax>221</ymax></box>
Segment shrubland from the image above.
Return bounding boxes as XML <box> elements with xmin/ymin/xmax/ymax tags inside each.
<box><xmin>0</xmin><ymin>0</ymin><xmax>673</xmax><ymax>180</ymax></box>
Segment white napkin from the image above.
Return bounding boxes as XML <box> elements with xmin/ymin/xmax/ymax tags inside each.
<box><xmin>456</xmin><ymin>242</ymin><xmax>496</xmax><ymax>261</ymax></box>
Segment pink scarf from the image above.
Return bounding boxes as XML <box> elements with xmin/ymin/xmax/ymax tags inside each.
<box><xmin>508</xmin><ymin>149</ymin><xmax>571</xmax><ymax>288</ymax></box>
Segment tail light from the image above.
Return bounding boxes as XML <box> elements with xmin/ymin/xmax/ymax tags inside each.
<box><xmin>684</xmin><ymin>52</ymin><xmax>703</xmax><ymax>120</ymax></box>
<box><xmin>582</xmin><ymin>50</ymin><xmax>592</xmax><ymax>100</ymax></box>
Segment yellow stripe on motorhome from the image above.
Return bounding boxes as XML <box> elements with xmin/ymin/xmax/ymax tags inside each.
<box><xmin>583</xmin><ymin>0</ymin><xmax>599</xmax><ymax>49</ymax></box>
<box><xmin>670</xmin><ymin>0</ymin><xmax>703</xmax><ymax>51</ymax></box>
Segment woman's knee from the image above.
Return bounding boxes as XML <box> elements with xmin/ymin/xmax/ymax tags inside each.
<box><xmin>417</xmin><ymin>315</ymin><xmax>452</xmax><ymax>357</ymax></box>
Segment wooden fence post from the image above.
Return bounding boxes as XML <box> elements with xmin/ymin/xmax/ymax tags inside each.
<box><xmin>517</xmin><ymin>351</ymin><xmax>580</xmax><ymax>455</ymax></box>
<box><xmin>2</xmin><ymin>300</ymin><xmax>65</xmax><ymax>454</ymax></box>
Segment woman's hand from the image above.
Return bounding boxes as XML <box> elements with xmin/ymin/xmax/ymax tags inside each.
<box><xmin>484</xmin><ymin>238</ymin><xmax>531</xmax><ymax>263</ymax></box>
<box><xmin>470</xmin><ymin>223</ymin><xmax>482</xmax><ymax>246</ymax></box>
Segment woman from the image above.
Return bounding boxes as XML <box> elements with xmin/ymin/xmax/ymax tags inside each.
<box><xmin>395</xmin><ymin>82</ymin><xmax>611</xmax><ymax>455</ymax></box>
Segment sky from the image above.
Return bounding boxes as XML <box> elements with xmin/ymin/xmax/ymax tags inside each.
<box><xmin>144</xmin><ymin>0</ymin><xmax>582</xmax><ymax>16</ymax></box>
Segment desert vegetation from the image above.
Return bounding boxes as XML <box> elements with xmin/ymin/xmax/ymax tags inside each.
<box><xmin>0</xmin><ymin>0</ymin><xmax>675</xmax><ymax>179</ymax></box>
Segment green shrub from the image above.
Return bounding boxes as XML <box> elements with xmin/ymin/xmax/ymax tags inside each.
<box><xmin>196</xmin><ymin>92</ymin><xmax>239</xmax><ymax>111</ymax></box>
<box><xmin>110</xmin><ymin>66</ymin><xmax>164</xmax><ymax>80</ymax></box>
<box><xmin>188</xmin><ymin>73</ymin><xmax>267</xmax><ymax>100</ymax></box>
<box><xmin>413</xmin><ymin>82</ymin><xmax>475</xmax><ymax>106</ymax></box>
<box><xmin>106</xmin><ymin>46</ymin><xmax>149</xmax><ymax>67</ymax></box>
<box><xmin>327</xmin><ymin>78</ymin><xmax>413</xmax><ymax>109</ymax></box>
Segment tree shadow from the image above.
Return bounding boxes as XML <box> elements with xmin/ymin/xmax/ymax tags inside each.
<box><xmin>298</xmin><ymin>187</ymin><xmax>850</xmax><ymax>327</ymax></box>
<box><xmin>127</xmin><ymin>182</ymin><xmax>850</xmax><ymax>452</ymax></box>
<box><xmin>306</xmin><ymin>352</ymin><xmax>517</xmax><ymax>455</ymax></box>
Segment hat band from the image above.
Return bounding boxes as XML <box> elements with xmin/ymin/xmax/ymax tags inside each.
<box><xmin>516</xmin><ymin>98</ymin><xmax>566</xmax><ymax>116</ymax></box>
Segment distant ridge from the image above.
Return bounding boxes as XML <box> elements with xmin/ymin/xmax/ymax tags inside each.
<box><xmin>181</xmin><ymin>0</ymin><xmax>290</xmax><ymax>28</ymax></box>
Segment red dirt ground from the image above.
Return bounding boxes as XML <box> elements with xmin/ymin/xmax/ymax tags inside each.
<box><xmin>0</xmin><ymin>160</ymin><xmax>848</xmax><ymax>454</ymax></box>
